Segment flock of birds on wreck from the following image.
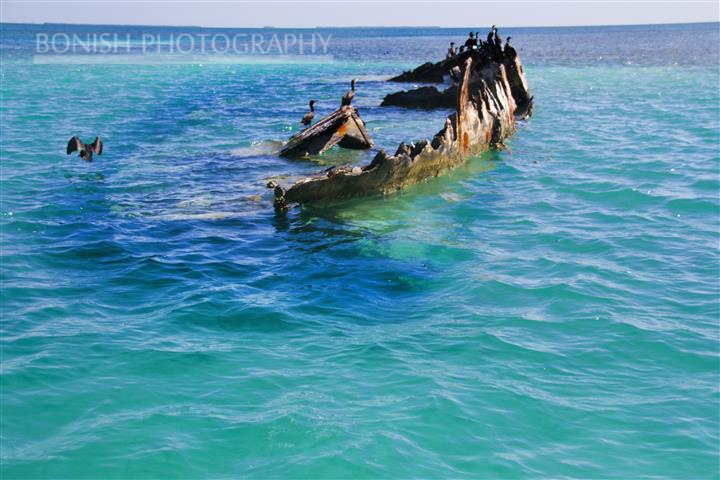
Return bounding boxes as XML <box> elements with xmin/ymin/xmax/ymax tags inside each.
<box><xmin>66</xmin><ymin>26</ymin><xmax>513</xmax><ymax>163</ymax></box>
<box><xmin>448</xmin><ymin>25</ymin><xmax>513</xmax><ymax>61</ymax></box>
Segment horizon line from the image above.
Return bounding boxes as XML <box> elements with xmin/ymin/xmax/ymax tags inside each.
<box><xmin>1</xmin><ymin>20</ymin><xmax>718</xmax><ymax>29</ymax></box>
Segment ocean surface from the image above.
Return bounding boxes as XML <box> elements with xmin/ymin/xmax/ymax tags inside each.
<box><xmin>1</xmin><ymin>22</ymin><xmax>719</xmax><ymax>478</ymax></box>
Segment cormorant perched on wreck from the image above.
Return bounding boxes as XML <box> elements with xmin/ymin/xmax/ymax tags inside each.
<box><xmin>449</xmin><ymin>65</ymin><xmax>462</xmax><ymax>84</ymax></box>
<box><xmin>494</xmin><ymin>29</ymin><xmax>503</xmax><ymax>52</ymax></box>
<box><xmin>446</xmin><ymin>42</ymin><xmax>456</xmax><ymax>58</ymax></box>
<box><xmin>464</xmin><ymin>32</ymin><xmax>476</xmax><ymax>49</ymax></box>
<box><xmin>300</xmin><ymin>100</ymin><xmax>316</xmax><ymax>127</ymax></box>
<box><xmin>504</xmin><ymin>36</ymin><xmax>516</xmax><ymax>58</ymax></box>
<box><xmin>341</xmin><ymin>79</ymin><xmax>356</xmax><ymax>106</ymax></box>
<box><xmin>66</xmin><ymin>136</ymin><xmax>102</xmax><ymax>162</ymax></box>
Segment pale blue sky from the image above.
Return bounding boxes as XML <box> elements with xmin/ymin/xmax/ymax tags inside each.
<box><xmin>1</xmin><ymin>0</ymin><xmax>718</xmax><ymax>28</ymax></box>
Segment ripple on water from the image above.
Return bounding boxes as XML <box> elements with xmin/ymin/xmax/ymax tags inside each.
<box><xmin>1</xmin><ymin>22</ymin><xmax>719</xmax><ymax>479</ymax></box>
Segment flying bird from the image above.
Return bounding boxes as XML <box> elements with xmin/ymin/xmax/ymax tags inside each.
<box><xmin>66</xmin><ymin>136</ymin><xmax>103</xmax><ymax>162</ymax></box>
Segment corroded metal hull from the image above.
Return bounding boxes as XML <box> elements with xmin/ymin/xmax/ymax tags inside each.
<box><xmin>273</xmin><ymin>51</ymin><xmax>532</xmax><ymax>209</ymax></box>
<box><xmin>279</xmin><ymin>106</ymin><xmax>373</xmax><ymax>158</ymax></box>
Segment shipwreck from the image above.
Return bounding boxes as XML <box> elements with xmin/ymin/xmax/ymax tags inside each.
<box><xmin>272</xmin><ymin>40</ymin><xmax>533</xmax><ymax>210</ymax></box>
<box><xmin>279</xmin><ymin>106</ymin><xmax>373</xmax><ymax>157</ymax></box>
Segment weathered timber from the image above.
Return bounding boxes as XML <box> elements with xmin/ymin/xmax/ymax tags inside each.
<box><xmin>279</xmin><ymin>106</ymin><xmax>373</xmax><ymax>158</ymax></box>
<box><xmin>272</xmin><ymin>48</ymin><xmax>532</xmax><ymax>209</ymax></box>
<box><xmin>502</xmin><ymin>53</ymin><xmax>533</xmax><ymax>117</ymax></box>
<box><xmin>381</xmin><ymin>85</ymin><xmax>458</xmax><ymax>109</ymax></box>
<box><xmin>388</xmin><ymin>51</ymin><xmax>471</xmax><ymax>83</ymax></box>
<box><xmin>383</xmin><ymin>53</ymin><xmax>532</xmax><ymax>113</ymax></box>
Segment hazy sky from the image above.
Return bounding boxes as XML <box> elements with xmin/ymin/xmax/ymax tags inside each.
<box><xmin>1</xmin><ymin>0</ymin><xmax>718</xmax><ymax>28</ymax></box>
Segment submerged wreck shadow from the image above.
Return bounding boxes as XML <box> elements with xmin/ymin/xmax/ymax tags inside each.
<box><xmin>263</xmin><ymin>158</ymin><xmax>511</xmax><ymax>326</ymax></box>
<box><xmin>273</xmin><ymin>151</ymin><xmax>504</xmax><ymax>231</ymax></box>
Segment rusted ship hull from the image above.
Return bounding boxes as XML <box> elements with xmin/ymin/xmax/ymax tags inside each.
<box><xmin>273</xmin><ymin>50</ymin><xmax>532</xmax><ymax>209</ymax></box>
<box><xmin>279</xmin><ymin>106</ymin><xmax>373</xmax><ymax>158</ymax></box>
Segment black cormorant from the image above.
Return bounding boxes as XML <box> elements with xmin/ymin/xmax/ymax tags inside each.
<box><xmin>504</xmin><ymin>37</ymin><xmax>516</xmax><ymax>58</ymax></box>
<box><xmin>486</xmin><ymin>25</ymin><xmax>495</xmax><ymax>45</ymax></box>
<box><xmin>341</xmin><ymin>79</ymin><xmax>356</xmax><ymax>106</ymax></box>
<box><xmin>464</xmin><ymin>32</ymin><xmax>475</xmax><ymax>48</ymax></box>
<box><xmin>301</xmin><ymin>100</ymin><xmax>316</xmax><ymax>127</ymax></box>
<box><xmin>66</xmin><ymin>136</ymin><xmax>102</xmax><ymax>162</ymax></box>
<box><xmin>449</xmin><ymin>65</ymin><xmax>462</xmax><ymax>84</ymax></box>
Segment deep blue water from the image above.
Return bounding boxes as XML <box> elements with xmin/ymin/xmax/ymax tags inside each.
<box><xmin>1</xmin><ymin>22</ymin><xmax>719</xmax><ymax>478</ymax></box>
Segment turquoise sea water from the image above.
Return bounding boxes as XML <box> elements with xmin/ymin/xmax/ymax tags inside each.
<box><xmin>1</xmin><ymin>22</ymin><xmax>719</xmax><ymax>478</ymax></box>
